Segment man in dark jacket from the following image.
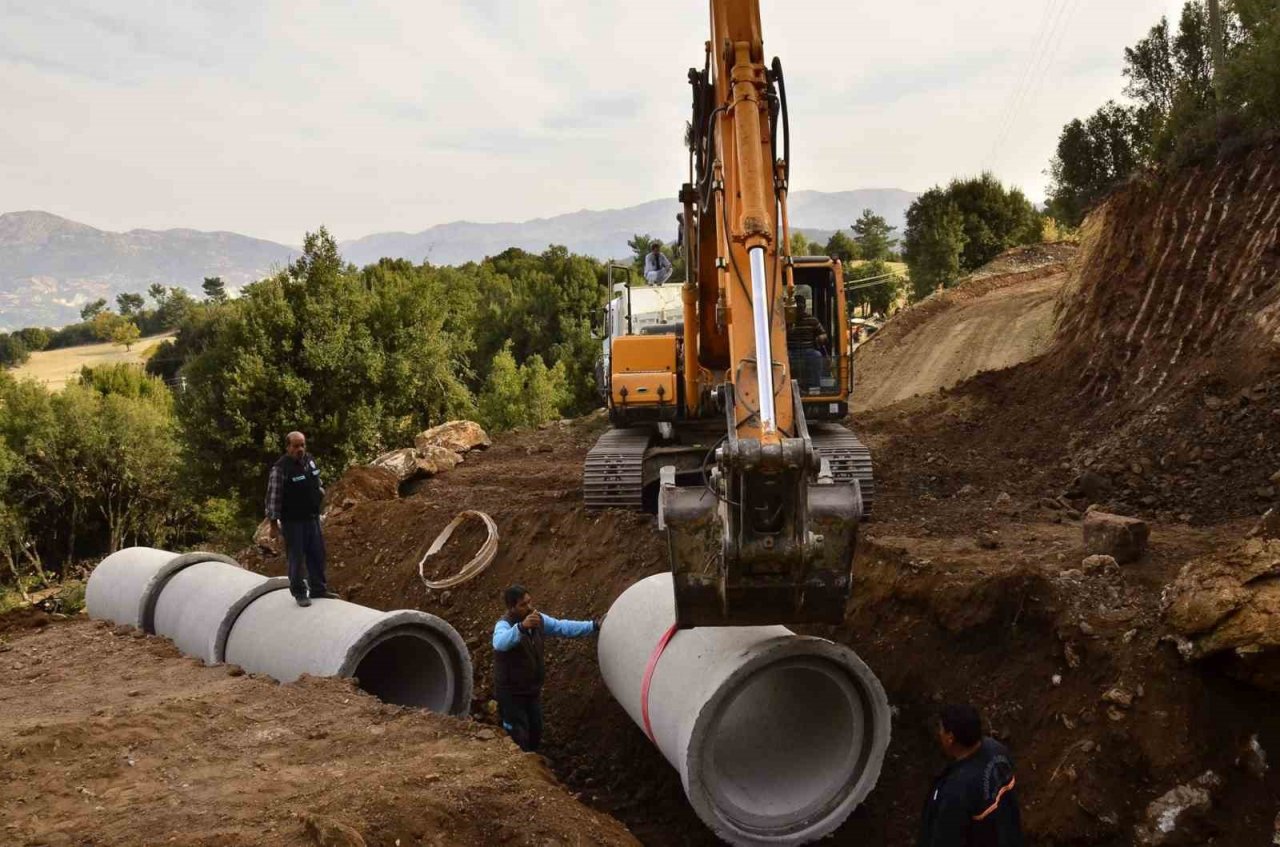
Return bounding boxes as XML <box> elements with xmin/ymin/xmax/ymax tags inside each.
<box><xmin>492</xmin><ymin>584</ymin><xmax>599</xmax><ymax>752</ymax></box>
<box><xmin>919</xmin><ymin>704</ymin><xmax>1024</xmax><ymax>847</ymax></box>
<box><xmin>265</xmin><ymin>431</ymin><xmax>334</xmax><ymax>607</ymax></box>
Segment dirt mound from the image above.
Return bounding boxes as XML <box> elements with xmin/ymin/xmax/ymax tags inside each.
<box><xmin>323</xmin><ymin>464</ymin><xmax>398</xmax><ymax>515</ymax></box>
<box><xmin>854</xmin><ymin>245</ymin><xmax>1072</xmax><ymax>410</ymax></box>
<box><xmin>0</xmin><ymin>618</ymin><xmax>638</xmax><ymax>847</ymax></box>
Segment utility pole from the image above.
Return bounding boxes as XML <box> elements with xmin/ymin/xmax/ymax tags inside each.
<box><xmin>1207</xmin><ymin>0</ymin><xmax>1225</xmax><ymax>105</ymax></box>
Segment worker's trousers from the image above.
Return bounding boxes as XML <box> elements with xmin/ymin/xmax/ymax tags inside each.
<box><xmin>496</xmin><ymin>691</ymin><xmax>543</xmax><ymax>752</ymax></box>
<box><xmin>282</xmin><ymin>517</ymin><xmax>327</xmax><ymax>599</ymax></box>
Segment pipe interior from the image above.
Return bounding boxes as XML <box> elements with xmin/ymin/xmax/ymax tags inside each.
<box><xmin>702</xmin><ymin>656</ymin><xmax>868</xmax><ymax>833</ymax></box>
<box><xmin>352</xmin><ymin>629</ymin><xmax>453</xmax><ymax>710</ymax></box>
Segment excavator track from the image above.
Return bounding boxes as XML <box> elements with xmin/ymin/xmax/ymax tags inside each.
<box><xmin>810</xmin><ymin>423</ymin><xmax>875</xmax><ymax>520</ymax></box>
<box><xmin>583</xmin><ymin>427</ymin><xmax>652</xmax><ymax>510</ymax></box>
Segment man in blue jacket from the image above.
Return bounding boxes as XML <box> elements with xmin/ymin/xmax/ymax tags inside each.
<box><xmin>919</xmin><ymin>704</ymin><xmax>1024</xmax><ymax>847</ymax></box>
<box><xmin>492</xmin><ymin>584</ymin><xmax>599</xmax><ymax>752</ymax></box>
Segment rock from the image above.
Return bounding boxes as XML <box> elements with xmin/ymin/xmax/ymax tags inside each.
<box><xmin>475</xmin><ymin>728</ymin><xmax>497</xmax><ymax>741</ymax></box>
<box><xmin>414</xmin><ymin>420</ymin><xmax>491</xmax><ymax>454</ymax></box>
<box><xmin>1163</xmin><ymin>539</ymin><xmax>1280</xmax><ymax>691</ymax></box>
<box><xmin>253</xmin><ymin>518</ymin><xmax>281</xmax><ymax>556</ymax></box>
<box><xmin>1204</xmin><ymin>395</ymin><xmax>1225</xmax><ymax>410</ymax></box>
<box><xmin>957</xmin><ymin>484</ymin><xmax>978</xmax><ymax>496</ymax></box>
<box><xmin>1102</xmin><ymin>686</ymin><xmax>1134</xmax><ymax>708</ymax></box>
<box><xmin>1271</xmin><ymin>470</ymin><xmax>1280</xmax><ymax>485</ymax></box>
<box><xmin>1236</xmin><ymin>734</ymin><xmax>1268</xmax><ymax>779</ymax></box>
<box><xmin>1051</xmin><ymin>674</ymin><xmax>1062</xmax><ymax>686</ymax></box>
<box><xmin>371</xmin><ymin>446</ymin><xmax>461</xmax><ymax>483</ymax></box>
<box><xmin>321</xmin><ymin>465</ymin><xmax>399</xmax><ymax>519</ymax></box>
<box><xmin>1257</xmin><ymin>486</ymin><xmax>1277</xmax><ymax>501</ymax></box>
<box><xmin>975</xmin><ymin>530</ymin><xmax>1001</xmax><ymax>550</ymax></box>
<box><xmin>1251</xmin><ymin>508</ymin><xmax>1280</xmax><ymax>540</ymax></box>
<box><xmin>1040</xmin><ymin>497</ymin><xmax>1063</xmax><ymax>511</ymax></box>
<box><xmin>1083</xmin><ymin>554</ymin><xmax>1119</xmax><ymax>573</ymax></box>
<box><xmin>1069</xmin><ymin>470</ymin><xmax>1113</xmax><ymax>501</ymax></box>
<box><xmin>1083</xmin><ymin>511</ymin><xmax>1150</xmax><ymax>564</ymax></box>
<box><xmin>994</xmin><ymin>492</ymin><xmax>1016</xmax><ymax>514</ymax></box>
<box><xmin>1133</xmin><ymin>771</ymin><xmax>1222</xmax><ymax>846</ymax></box>
<box><xmin>298</xmin><ymin>811</ymin><xmax>368</xmax><ymax>847</ymax></box>
<box><xmin>370</xmin><ymin>448</ymin><xmax>421</xmax><ymax>482</ymax></box>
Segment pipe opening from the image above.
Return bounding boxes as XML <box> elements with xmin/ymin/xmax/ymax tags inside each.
<box><xmin>352</xmin><ymin>629</ymin><xmax>454</xmax><ymax>710</ymax></box>
<box><xmin>702</xmin><ymin>656</ymin><xmax>871</xmax><ymax>834</ymax></box>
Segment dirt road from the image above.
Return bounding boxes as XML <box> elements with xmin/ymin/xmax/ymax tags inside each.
<box><xmin>853</xmin><ymin>247</ymin><xmax>1071</xmax><ymax>411</ymax></box>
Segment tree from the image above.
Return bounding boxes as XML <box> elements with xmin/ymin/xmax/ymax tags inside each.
<box><xmin>846</xmin><ymin>259</ymin><xmax>902</xmax><ymax>317</ymax></box>
<box><xmin>477</xmin><ymin>344</ymin><xmax>569</xmax><ymax>431</ymax></box>
<box><xmin>14</xmin><ymin>327</ymin><xmax>50</xmax><ymax>353</ymax></box>
<box><xmin>89</xmin><ymin>311</ymin><xmax>128</xmax><ymax>343</ymax></box>
<box><xmin>202</xmin><ymin>276</ymin><xmax>228</xmax><ymax>303</ymax></box>
<box><xmin>176</xmin><ymin>227</ymin><xmax>475</xmax><ymax>506</ymax></box>
<box><xmin>823</xmin><ymin>230</ymin><xmax>861</xmax><ymax>264</ymax></box>
<box><xmin>110</xmin><ymin>321</ymin><xmax>142</xmax><ymax>351</ymax></box>
<box><xmin>945</xmin><ymin>173</ymin><xmax>1043</xmax><ymax>271</ymax></box>
<box><xmin>147</xmin><ymin>283</ymin><xmax>168</xmax><ymax>305</ymax></box>
<box><xmin>1046</xmin><ymin>101</ymin><xmax>1147</xmax><ymax>226</ymax></box>
<box><xmin>116</xmin><ymin>292</ymin><xmax>145</xmax><ymax>316</ymax></box>
<box><xmin>851</xmin><ymin>209</ymin><xmax>896</xmax><ymax>261</ymax></box>
<box><xmin>789</xmin><ymin>232</ymin><xmax>814</xmax><ymax>255</ymax></box>
<box><xmin>80</xmin><ymin>299</ymin><xmax>108</xmax><ymax>321</ymax></box>
<box><xmin>0</xmin><ymin>334</ymin><xmax>29</xmax><ymax>369</ymax></box>
<box><xmin>903</xmin><ymin>188</ymin><xmax>967</xmax><ymax>301</ymax></box>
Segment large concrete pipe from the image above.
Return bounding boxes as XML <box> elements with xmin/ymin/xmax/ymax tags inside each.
<box><xmin>599</xmin><ymin>573</ymin><xmax>891</xmax><ymax>846</ymax></box>
<box><xmin>86</xmin><ymin>547</ymin><xmax>237</xmax><ymax>632</ymax></box>
<box><xmin>151</xmin><ymin>559</ymin><xmax>289</xmax><ymax>665</ymax></box>
<box><xmin>224</xmin><ymin>589</ymin><xmax>473</xmax><ymax>715</ymax></box>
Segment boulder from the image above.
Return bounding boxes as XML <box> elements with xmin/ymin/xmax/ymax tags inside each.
<box><xmin>370</xmin><ymin>445</ymin><xmax>462</xmax><ymax>484</ymax></box>
<box><xmin>1163</xmin><ymin>539</ymin><xmax>1280</xmax><ymax>691</ymax></box>
<box><xmin>1133</xmin><ymin>771</ymin><xmax>1221</xmax><ymax>846</ymax></box>
<box><xmin>254</xmin><ymin>518</ymin><xmax>281</xmax><ymax>556</ymax></box>
<box><xmin>415</xmin><ymin>420</ymin><xmax>491</xmax><ymax>454</ymax></box>
<box><xmin>1068</xmin><ymin>470</ymin><xmax>1112</xmax><ymax>501</ymax></box>
<box><xmin>371</xmin><ymin>448</ymin><xmax>420</xmax><ymax>482</ymax></box>
<box><xmin>1083</xmin><ymin>511</ymin><xmax>1150</xmax><ymax>563</ymax></box>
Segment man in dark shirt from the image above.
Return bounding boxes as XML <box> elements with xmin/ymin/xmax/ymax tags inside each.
<box><xmin>919</xmin><ymin>704</ymin><xmax>1024</xmax><ymax>847</ymax></box>
<box><xmin>265</xmin><ymin>431</ymin><xmax>335</xmax><ymax>607</ymax></box>
<box><xmin>788</xmin><ymin>295</ymin><xmax>828</xmax><ymax>388</ymax></box>
<box><xmin>492</xmin><ymin>584</ymin><xmax>599</xmax><ymax>752</ymax></box>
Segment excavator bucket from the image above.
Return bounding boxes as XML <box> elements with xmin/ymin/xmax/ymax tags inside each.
<box><xmin>658</xmin><ymin>384</ymin><xmax>866</xmax><ymax>628</ymax></box>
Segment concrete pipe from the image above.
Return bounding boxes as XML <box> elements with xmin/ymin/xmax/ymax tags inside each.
<box><xmin>151</xmin><ymin>559</ymin><xmax>290</xmax><ymax>665</ymax></box>
<box><xmin>86</xmin><ymin>546</ymin><xmax>237</xmax><ymax>632</ymax></box>
<box><xmin>224</xmin><ymin>589</ymin><xmax>473</xmax><ymax>715</ymax></box>
<box><xmin>598</xmin><ymin>573</ymin><xmax>891</xmax><ymax>846</ymax></box>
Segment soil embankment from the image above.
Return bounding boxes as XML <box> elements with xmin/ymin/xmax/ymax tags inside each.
<box><xmin>853</xmin><ymin>244</ymin><xmax>1074</xmax><ymax>411</ymax></box>
<box><xmin>0</xmin><ymin>615</ymin><xmax>637</xmax><ymax>846</ymax></box>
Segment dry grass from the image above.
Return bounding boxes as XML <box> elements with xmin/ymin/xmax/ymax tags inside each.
<box><xmin>12</xmin><ymin>332</ymin><xmax>175</xmax><ymax>389</ymax></box>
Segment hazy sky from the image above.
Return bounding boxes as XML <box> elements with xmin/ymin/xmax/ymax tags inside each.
<box><xmin>1</xmin><ymin>0</ymin><xmax>1187</xmax><ymax>244</ymax></box>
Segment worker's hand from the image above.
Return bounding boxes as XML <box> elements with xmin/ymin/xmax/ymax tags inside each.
<box><xmin>593</xmin><ymin>615</ymin><xmax>605</xmax><ymax>633</ymax></box>
<box><xmin>522</xmin><ymin>612</ymin><xmax>543</xmax><ymax>630</ymax></box>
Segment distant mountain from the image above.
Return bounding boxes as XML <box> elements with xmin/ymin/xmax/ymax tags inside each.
<box><xmin>337</xmin><ymin>189</ymin><xmax>917</xmax><ymax>267</ymax></box>
<box><xmin>0</xmin><ymin>189</ymin><xmax>917</xmax><ymax>330</ymax></box>
<box><xmin>0</xmin><ymin>211</ymin><xmax>299</xmax><ymax>330</ymax></box>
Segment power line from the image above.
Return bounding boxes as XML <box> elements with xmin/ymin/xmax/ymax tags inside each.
<box><xmin>985</xmin><ymin>0</ymin><xmax>1066</xmax><ymax>170</ymax></box>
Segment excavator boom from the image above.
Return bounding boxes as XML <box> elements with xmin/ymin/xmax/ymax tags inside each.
<box><xmin>586</xmin><ymin>0</ymin><xmax>871</xmax><ymax>628</ymax></box>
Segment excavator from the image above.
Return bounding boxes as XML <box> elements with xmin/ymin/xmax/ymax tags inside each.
<box><xmin>584</xmin><ymin>0</ymin><xmax>873</xmax><ymax>628</ymax></box>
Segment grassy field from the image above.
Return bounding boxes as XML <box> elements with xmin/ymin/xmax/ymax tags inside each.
<box><xmin>12</xmin><ymin>332</ymin><xmax>175</xmax><ymax>389</ymax></box>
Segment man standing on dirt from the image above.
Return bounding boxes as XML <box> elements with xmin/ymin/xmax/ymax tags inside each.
<box><xmin>492</xmin><ymin>585</ymin><xmax>600</xmax><ymax>752</ymax></box>
<box><xmin>265</xmin><ymin>431</ymin><xmax>336</xmax><ymax>608</ymax></box>
<box><xmin>919</xmin><ymin>704</ymin><xmax>1024</xmax><ymax>847</ymax></box>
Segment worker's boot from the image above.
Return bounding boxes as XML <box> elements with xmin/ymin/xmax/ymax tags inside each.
<box><xmin>295</xmin><ymin>595</ymin><xmax>312</xmax><ymax>607</ymax></box>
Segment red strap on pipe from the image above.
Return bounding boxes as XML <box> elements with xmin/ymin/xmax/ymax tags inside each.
<box><xmin>640</xmin><ymin>623</ymin><xmax>680</xmax><ymax>743</ymax></box>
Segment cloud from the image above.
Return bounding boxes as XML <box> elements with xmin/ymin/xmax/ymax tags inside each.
<box><xmin>0</xmin><ymin>0</ymin><xmax>1188</xmax><ymax>243</ymax></box>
